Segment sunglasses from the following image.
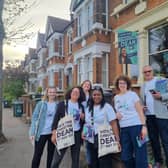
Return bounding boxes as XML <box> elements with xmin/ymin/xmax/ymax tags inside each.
<box><xmin>92</xmin><ymin>86</ymin><xmax>103</xmax><ymax>91</ymax></box>
<box><xmin>143</xmin><ymin>70</ymin><xmax>152</xmax><ymax>74</ymax></box>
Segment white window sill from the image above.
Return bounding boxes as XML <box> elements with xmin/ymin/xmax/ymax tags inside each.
<box><xmin>111</xmin><ymin>0</ymin><xmax>139</xmax><ymax>17</ymax></box>
<box><xmin>73</xmin><ymin>22</ymin><xmax>111</xmax><ymax>43</ymax></box>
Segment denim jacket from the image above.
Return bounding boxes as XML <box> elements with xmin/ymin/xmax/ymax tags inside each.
<box><xmin>29</xmin><ymin>100</ymin><xmax>58</xmax><ymax>141</ymax></box>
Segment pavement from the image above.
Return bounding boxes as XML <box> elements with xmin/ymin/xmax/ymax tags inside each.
<box><xmin>0</xmin><ymin>108</ymin><xmax>81</xmax><ymax>168</ymax></box>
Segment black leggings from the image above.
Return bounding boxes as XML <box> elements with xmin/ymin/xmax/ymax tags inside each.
<box><xmin>51</xmin><ymin>131</ymin><xmax>81</xmax><ymax>168</ymax></box>
<box><xmin>31</xmin><ymin>134</ymin><xmax>55</xmax><ymax>168</ymax></box>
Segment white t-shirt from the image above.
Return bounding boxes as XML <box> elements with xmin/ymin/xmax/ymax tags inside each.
<box><xmin>114</xmin><ymin>91</ymin><xmax>141</xmax><ymax>128</ymax></box>
<box><xmin>85</xmin><ymin>103</ymin><xmax>116</xmax><ymax>135</ymax></box>
<box><xmin>82</xmin><ymin>94</ymin><xmax>89</xmax><ymax>110</ymax></box>
<box><xmin>41</xmin><ymin>102</ymin><xmax>56</xmax><ymax>135</ymax></box>
<box><xmin>144</xmin><ymin>77</ymin><xmax>157</xmax><ymax>115</ymax></box>
<box><xmin>68</xmin><ymin>100</ymin><xmax>82</xmax><ymax>131</ymax></box>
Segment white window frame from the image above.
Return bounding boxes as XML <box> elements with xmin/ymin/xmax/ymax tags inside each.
<box><xmin>77</xmin><ymin>59</ymin><xmax>82</xmax><ymax>84</ymax></box>
<box><xmin>85</xmin><ymin>56</ymin><xmax>93</xmax><ymax>81</ymax></box>
<box><xmin>58</xmin><ymin>36</ymin><xmax>63</xmax><ymax>56</ymax></box>
<box><xmin>77</xmin><ymin>13</ymin><xmax>82</xmax><ymax>36</ymax></box>
<box><xmin>68</xmin><ymin>33</ymin><xmax>73</xmax><ymax>54</ymax></box>
<box><xmin>48</xmin><ymin>40</ymin><xmax>54</xmax><ymax>57</ymax></box>
<box><xmin>58</xmin><ymin>69</ymin><xmax>63</xmax><ymax>90</ymax></box>
<box><xmin>49</xmin><ymin>71</ymin><xmax>54</xmax><ymax>86</ymax></box>
<box><xmin>102</xmin><ymin>53</ymin><xmax>109</xmax><ymax>88</ymax></box>
<box><xmin>86</xmin><ymin>1</ymin><xmax>93</xmax><ymax>32</ymax></box>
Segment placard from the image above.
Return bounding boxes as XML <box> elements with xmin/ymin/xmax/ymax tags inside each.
<box><xmin>155</xmin><ymin>79</ymin><xmax>168</xmax><ymax>94</ymax></box>
<box><xmin>56</xmin><ymin>115</ymin><xmax>75</xmax><ymax>150</ymax></box>
<box><xmin>98</xmin><ymin>124</ymin><xmax>120</xmax><ymax>158</ymax></box>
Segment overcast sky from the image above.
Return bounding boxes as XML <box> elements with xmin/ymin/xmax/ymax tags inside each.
<box><xmin>4</xmin><ymin>0</ymin><xmax>71</xmax><ymax>62</ymax></box>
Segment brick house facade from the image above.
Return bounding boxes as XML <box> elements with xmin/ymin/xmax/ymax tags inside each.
<box><xmin>110</xmin><ymin>0</ymin><xmax>168</xmax><ymax>83</ymax></box>
<box><xmin>25</xmin><ymin>0</ymin><xmax>168</xmax><ymax>93</ymax></box>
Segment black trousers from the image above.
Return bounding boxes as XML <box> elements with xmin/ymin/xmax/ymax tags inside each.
<box><xmin>31</xmin><ymin>134</ymin><xmax>55</xmax><ymax>168</ymax></box>
<box><xmin>88</xmin><ymin>135</ymin><xmax>113</xmax><ymax>168</ymax></box>
<box><xmin>146</xmin><ymin>115</ymin><xmax>163</xmax><ymax>164</ymax></box>
<box><xmin>51</xmin><ymin>130</ymin><xmax>81</xmax><ymax>168</ymax></box>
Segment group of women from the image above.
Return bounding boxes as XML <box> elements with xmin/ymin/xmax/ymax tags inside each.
<box><xmin>29</xmin><ymin>75</ymin><xmax>148</xmax><ymax>168</ymax></box>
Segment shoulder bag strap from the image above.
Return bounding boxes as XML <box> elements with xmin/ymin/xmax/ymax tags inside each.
<box><xmin>35</xmin><ymin>101</ymin><xmax>44</xmax><ymax>136</ymax></box>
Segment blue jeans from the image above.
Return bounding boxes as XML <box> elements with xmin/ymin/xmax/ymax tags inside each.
<box><xmin>120</xmin><ymin>125</ymin><xmax>148</xmax><ymax>168</ymax></box>
<box><xmin>156</xmin><ymin>118</ymin><xmax>168</xmax><ymax>168</ymax></box>
<box><xmin>85</xmin><ymin>141</ymin><xmax>91</xmax><ymax>164</ymax></box>
<box><xmin>146</xmin><ymin>115</ymin><xmax>163</xmax><ymax>164</ymax></box>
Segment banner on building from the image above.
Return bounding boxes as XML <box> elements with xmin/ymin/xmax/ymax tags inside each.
<box><xmin>56</xmin><ymin>115</ymin><xmax>75</xmax><ymax>150</ymax></box>
<box><xmin>118</xmin><ymin>29</ymin><xmax>138</xmax><ymax>64</ymax></box>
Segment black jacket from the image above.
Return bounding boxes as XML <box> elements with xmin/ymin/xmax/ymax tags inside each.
<box><xmin>52</xmin><ymin>101</ymin><xmax>85</xmax><ymax>131</ymax></box>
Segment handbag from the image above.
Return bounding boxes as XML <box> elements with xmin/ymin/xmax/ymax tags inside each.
<box><xmin>98</xmin><ymin>110</ymin><xmax>120</xmax><ymax>158</ymax></box>
<box><xmin>56</xmin><ymin>100</ymin><xmax>75</xmax><ymax>150</ymax></box>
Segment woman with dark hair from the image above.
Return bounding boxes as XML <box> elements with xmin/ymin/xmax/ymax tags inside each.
<box><xmin>84</xmin><ymin>86</ymin><xmax>120</xmax><ymax>168</ymax></box>
<box><xmin>114</xmin><ymin>75</ymin><xmax>148</xmax><ymax>168</ymax></box>
<box><xmin>81</xmin><ymin>80</ymin><xmax>92</xmax><ymax>168</ymax></box>
<box><xmin>50</xmin><ymin>86</ymin><xmax>85</xmax><ymax>168</ymax></box>
<box><xmin>119</xmin><ymin>47</ymin><xmax>132</xmax><ymax>64</ymax></box>
<box><xmin>29</xmin><ymin>86</ymin><xmax>58</xmax><ymax>168</ymax></box>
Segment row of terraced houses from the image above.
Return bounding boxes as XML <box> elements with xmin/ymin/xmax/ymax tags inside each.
<box><xmin>23</xmin><ymin>0</ymin><xmax>168</xmax><ymax>94</ymax></box>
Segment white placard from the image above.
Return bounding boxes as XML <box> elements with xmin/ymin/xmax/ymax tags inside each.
<box><xmin>56</xmin><ymin>115</ymin><xmax>75</xmax><ymax>150</ymax></box>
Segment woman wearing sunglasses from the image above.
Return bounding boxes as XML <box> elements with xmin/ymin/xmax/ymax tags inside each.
<box><xmin>84</xmin><ymin>86</ymin><xmax>120</xmax><ymax>168</ymax></box>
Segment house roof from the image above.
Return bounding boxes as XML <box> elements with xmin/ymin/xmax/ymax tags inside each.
<box><xmin>38</xmin><ymin>33</ymin><xmax>46</xmax><ymax>48</ymax></box>
<box><xmin>45</xmin><ymin>16</ymin><xmax>70</xmax><ymax>40</ymax></box>
<box><xmin>36</xmin><ymin>32</ymin><xmax>46</xmax><ymax>52</ymax></box>
<box><xmin>70</xmin><ymin>0</ymin><xmax>84</xmax><ymax>12</ymax></box>
<box><xmin>28</xmin><ymin>48</ymin><xmax>37</xmax><ymax>60</ymax></box>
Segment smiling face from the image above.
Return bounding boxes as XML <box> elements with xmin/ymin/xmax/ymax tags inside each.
<box><xmin>118</xmin><ymin>80</ymin><xmax>127</xmax><ymax>92</ymax></box>
<box><xmin>92</xmin><ymin>90</ymin><xmax>103</xmax><ymax>105</ymax></box>
<box><xmin>121</xmin><ymin>48</ymin><xmax>127</xmax><ymax>58</ymax></box>
<box><xmin>143</xmin><ymin>66</ymin><xmax>153</xmax><ymax>81</ymax></box>
<box><xmin>82</xmin><ymin>81</ymin><xmax>91</xmax><ymax>92</ymax></box>
<box><xmin>70</xmin><ymin>87</ymin><xmax>80</xmax><ymax>102</ymax></box>
<box><xmin>47</xmin><ymin>88</ymin><xmax>57</xmax><ymax>101</ymax></box>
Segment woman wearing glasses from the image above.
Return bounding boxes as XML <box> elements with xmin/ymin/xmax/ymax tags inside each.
<box><xmin>51</xmin><ymin>86</ymin><xmax>85</xmax><ymax>168</ymax></box>
<box><xmin>114</xmin><ymin>75</ymin><xmax>148</xmax><ymax>168</ymax></box>
<box><xmin>84</xmin><ymin>86</ymin><xmax>120</xmax><ymax>168</ymax></box>
<box><xmin>29</xmin><ymin>86</ymin><xmax>58</xmax><ymax>168</ymax></box>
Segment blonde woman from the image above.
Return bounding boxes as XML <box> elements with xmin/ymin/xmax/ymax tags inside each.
<box><xmin>29</xmin><ymin>86</ymin><xmax>58</xmax><ymax>168</ymax></box>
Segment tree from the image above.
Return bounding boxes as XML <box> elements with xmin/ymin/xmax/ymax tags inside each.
<box><xmin>0</xmin><ymin>0</ymin><xmax>38</xmax><ymax>143</ymax></box>
<box><xmin>3</xmin><ymin>0</ymin><xmax>39</xmax><ymax>45</ymax></box>
<box><xmin>3</xmin><ymin>61</ymin><xmax>29</xmax><ymax>103</ymax></box>
<box><xmin>0</xmin><ymin>0</ymin><xmax>6</xmax><ymax>143</ymax></box>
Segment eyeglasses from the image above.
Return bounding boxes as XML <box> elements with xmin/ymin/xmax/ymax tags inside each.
<box><xmin>143</xmin><ymin>70</ymin><xmax>152</xmax><ymax>74</ymax></box>
<box><xmin>92</xmin><ymin>86</ymin><xmax>102</xmax><ymax>91</ymax></box>
<box><xmin>119</xmin><ymin>82</ymin><xmax>127</xmax><ymax>85</ymax></box>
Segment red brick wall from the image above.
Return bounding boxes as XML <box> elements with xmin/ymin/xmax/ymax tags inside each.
<box><xmin>54</xmin><ymin>72</ymin><xmax>59</xmax><ymax>87</ymax></box>
<box><xmin>93</xmin><ymin>57</ymin><xmax>102</xmax><ymax>83</ymax></box>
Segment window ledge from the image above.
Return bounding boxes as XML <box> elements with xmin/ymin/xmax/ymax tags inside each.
<box><xmin>73</xmin><ymin>22</ymin><xmax>111</xmax><ymax>43</ymax></box>
<box><xmin>111</xmin><ymin>0</ymin><xmax>139</xmax><ymax>17</ymax></box>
